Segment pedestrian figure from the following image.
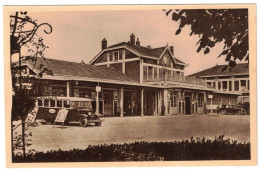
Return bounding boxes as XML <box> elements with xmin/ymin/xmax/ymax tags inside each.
<box><xmin>217</xmin><ymin>105</ymin><xmax>220</xmax><ymax>114</ymax></box>
<box><xmin>162</xmin><ymin>105</ymin><xmax>166</xmax><ymax>116</ymax></box>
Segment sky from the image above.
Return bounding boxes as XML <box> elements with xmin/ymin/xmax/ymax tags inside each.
<box><xmin>13</xmin><ymin>10</ymin><xmax>234</xmax><ymax>75</ymax></box>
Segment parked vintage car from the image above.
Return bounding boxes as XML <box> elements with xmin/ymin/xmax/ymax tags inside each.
<box><xmin>219</xmin><ymin>104</ymin><xmax>248</xmax><ymax>115</ymax></box>
<box><xmin>35</xmin><ymin>96</ymin><xmax>102</xmax><ymax>127</ymax></box>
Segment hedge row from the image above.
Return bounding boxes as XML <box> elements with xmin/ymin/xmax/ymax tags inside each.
<box><xmin>13</xmin><ymin>135</ymin><xmax>250</xmax><ymax>162</ymax></box>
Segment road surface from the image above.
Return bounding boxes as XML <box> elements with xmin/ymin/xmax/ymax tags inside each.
<box><xmin>21</xmin><ymin>115</ymin><xmax>250</xmax><ymax>152</ymax></box>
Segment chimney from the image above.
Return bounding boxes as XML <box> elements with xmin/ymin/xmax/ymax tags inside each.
<box><xmin>130</xmin><ymin>33</ymin><xmax>135</xmax><ymax>47</ymax></box>
<box><xmin>102</xmin><ymin>38</ymin><xmax>107</xmax><ymax>50</ymax></box>
<box><xmin>147</xmin><ymin>45</ymin><xmax>151</xmax><ymax>49</ymax></box>
<box><xmin>170</xmin><ymin>46</ymin><xmax>174</xmax><ymax>56</ymax></box>
<box><xmin>136</xmin><ymin>38</ymin><xmax>140</xmax><ymax>46</ymax></box>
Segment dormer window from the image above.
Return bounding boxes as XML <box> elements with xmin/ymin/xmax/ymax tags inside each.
<box><xmin>114</xmin><ymin>51</ymin><xmax>119</xmax><ymax>61</ymax></box>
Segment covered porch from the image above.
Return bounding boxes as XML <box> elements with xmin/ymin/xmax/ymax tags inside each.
<box><xmin>36</xmin><ymin>79</ymin><xmax>163</xmax><ymax>117</ymax></box>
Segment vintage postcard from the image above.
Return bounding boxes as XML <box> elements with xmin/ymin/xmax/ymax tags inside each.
<box><xmin>4</xmin><ymin>4</ymin><xmax>257</xmax><ymax>167</ymax></box>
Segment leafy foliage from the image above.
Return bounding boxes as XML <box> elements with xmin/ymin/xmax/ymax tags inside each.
<box><xmin>13</xmin><ymin>126</ymin><xmax>33</xmax><ymax>155</ymax></box>
<box><xmin>13</xmin><ymin>135</ymin><xmax>250</xmax><ymax>162</ymax></box>
<box><xmin>164</xmin><ymin>9</ymin><xmax>249</xmax><ymax>70</ymax></box>
<box><xmin>10</xmin><ymin>11</ymin><xmax>52</xmax><ymax>157</ymax></box>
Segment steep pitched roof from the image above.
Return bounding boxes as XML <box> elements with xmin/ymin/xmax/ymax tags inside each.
<box><xmin>107</xmin><ymin>42</ymin><xmax>186</xmax><ymax>65</ymax></box>
<box><xmin>174</xmin><ymin>58</ymin><xmax>186</xmax><ymax>65</ymax></box>
<box><xmin>21</xmin><ymin>58</ymin><xmax>134</xmax><ymax>82</ymax></box>
<box><xmin>108</xmin><ymin>42</ymin><xmax>128</xmax><ymax>48</ymax></box>
<box><xmin>188</xmin><ymin>63</ymin><xmax>249</xmax><ymax>77</ymax></box>
<box><xmin>129</xmin><ymin>45</ymin><xmax>166</xmax><ymax>57</ymax></box>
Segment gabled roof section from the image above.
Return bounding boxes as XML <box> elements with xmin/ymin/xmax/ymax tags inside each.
<box><xmin>175</xmin><ymin>58</ymin><xmax>186</xmax><ymax>65</ymax></box>
<box><xmin>19</xmin><ymin>58</ymin><xmax>135</xmax><ymax>82</ymax></box>
<box><xmin>129</xmin><ymin>45</ymin><xmax>166</xmax><ymax>57</ymax></box>
<box><xmin>90</xmin><ymin>41</ymin><xmax>187</xmax><ymax>66</ymax></box>
<box><xmin>108</xmin><ymin>41</ymin><xmax>166</xmax><ymax>58</ymax></box>
<box><xmin>158</xmin><ymin>46</ymin><xmax>187</xmax><ymax>66</ymax></box>
<box><xmin>108</xmin><ymin>42</ymin><xmax>128</xmax><ymax>48</ymax></box>
<box><xmin>188</xmin><ymin>63</ymin><xmax>249</xmax><ymax>77</ymax></box>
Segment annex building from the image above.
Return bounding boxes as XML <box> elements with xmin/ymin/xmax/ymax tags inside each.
<box><xmin>188</xmin><ymin>63</ymin><xmax>249</xmax><ymax>112</ymax></box>
<box><xmin>14</xmin><ymin>33</ymin><xmax>241</xmax><ymax>117</ymax></box>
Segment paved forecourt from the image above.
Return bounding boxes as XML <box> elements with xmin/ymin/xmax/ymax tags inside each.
<box><xmin>26</xmin><ymin>115</ymin><xmax>250</xmax><ymax>152</ymax></box>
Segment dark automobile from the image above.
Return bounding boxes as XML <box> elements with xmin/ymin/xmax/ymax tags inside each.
<box><xmin>34</xmin><ymin>96</ymin><xmax>102</xmax><ymax>127</ymax></box>
<box><xmin>220</xmin><ymin>104</ymin><xmax>248</xmax><ymax>115</ymax></box>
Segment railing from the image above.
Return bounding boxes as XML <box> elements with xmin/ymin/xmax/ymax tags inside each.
<box><xmin>184</xmin><ymin>77</ymin><xmax>207</xmax><ymax>86</ymax></box>
<box><xmin>143</xmin><ymin>76</ymin><xmax>207</xmax><ymax>87</ymax></box>
<box><xmin>185</xmin><ymin>77</ymin><xmax>195</xmax><ymax>84</ymax></box>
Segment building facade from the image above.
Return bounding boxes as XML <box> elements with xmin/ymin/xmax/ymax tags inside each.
<box><xmin>188</xmin><ymin>63</ymin><xmax>249</xmax><ymax>112</ymax></box>
<box><xmin>13</xmin><ymin>33</ymin><xmax>240</xmax><ymax>117</ymax></box>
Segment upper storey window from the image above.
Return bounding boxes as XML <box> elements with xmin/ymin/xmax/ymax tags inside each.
<box><xmin>108</xmin><ymin>50</ymin><xmax>123</xmax><ymax>62</ymax></box>
<box><xmin>114</xmin><ymin>51</ymin><xmax>119</xmax><ymax>61</ymax></box>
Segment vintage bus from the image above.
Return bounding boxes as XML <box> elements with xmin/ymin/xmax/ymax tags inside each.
<box><xmin>34</xmin><ymin>96</ymin><xmax>102</xmax><ymax>127</ymax></box>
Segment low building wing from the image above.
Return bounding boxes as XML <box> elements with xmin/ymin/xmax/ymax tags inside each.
<box><xmin>17</xmin><ymin>57</ymin><xmax>134</xmax><ymax>83</ymax></box>
<box><xmin>188</xmin><ymin>63</ymin><xmax>249</xmax><ymax>78</ymax></box>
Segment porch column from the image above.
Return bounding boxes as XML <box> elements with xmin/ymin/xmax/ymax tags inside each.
<box><xmin>215</xmin><ymin>81</ymin><xmax>218</xmax><ymax>90</ymax></box>
<box><xmin>96</xmin><ymin>91</ymin><xmax>99</xmax><ymax>115</ymax></box>
<box><xmin>180</xmin><ymin>101</ymin><xmax>182</xmax><ymax>114</ymax></box>
<box><xmin>140</xmin><ymin>59</ymin><xmax>143</xmax><ymax>84</ymax></box>
<box><xmin>120</xmin><ymin>87</ymin><xmax>124</xmax><ymax>117</ymax></box>
<box><xmin>204</xmin><ymin>92</ymin><xmax>207</xmax><ymax>114</ymax></box>
<box><xmin>154</xmin><ymin>91</ymin><xmax>158</xmax><ymax>115</ymax></box>
<box><xmin>215</xmin><ymin>77</ymin><xmax>218</xmax><ymax>90</ymax></box>
<box><xmin>210</xmin><ymin>97</ymin><xmax>213</xmax><ymax>114</ymax></box>
<box><xmin>66</xmin><ymin>81</ymin><xmax>70</xmax><ymax>97</ymax></box>
<box><xmin>220</xmin><ymin>95</ymin><xmax>223</xmax><ymax>107</ymax></box>
<box><xmin>141</xmin><ymin>88</ymin><xmax>144</xmax><ymax>116</ymax></box>
<box><xmin>163</xmin><ymin>89</ymin><xmax>168</xmax><ymax>115</ymax></box>
<box><xmin>158</xmin><ymin>91</ymin><xmax>162</xmax><ymax>115</ymax></box>
<box><xmin>245</xmin><ymin>79</ymin><xmax>248</xmax><ymax>90</ymax></box>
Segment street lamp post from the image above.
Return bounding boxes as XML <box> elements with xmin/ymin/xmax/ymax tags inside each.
<box><xmin>10</xmin><ymin>11</ymin><xmax>52</xmax><ymax>157</ymax></box>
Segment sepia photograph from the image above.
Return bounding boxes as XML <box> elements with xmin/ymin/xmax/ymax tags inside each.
<box><xmin>3</xmin><ymin>4</ymin><xmax>257</xmax><ymax>167</ymax></box>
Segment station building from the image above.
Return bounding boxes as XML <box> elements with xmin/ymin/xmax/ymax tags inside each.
<box><xmin>14</xmin><ymin>33</ymin><xmax>241</xmax><ymax>117</ymax></box>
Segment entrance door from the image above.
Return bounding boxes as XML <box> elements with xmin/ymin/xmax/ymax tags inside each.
<box><xmin>113</xmin><ymin>100</ymin><xmax>119</xmax><ymax>116</ymax></box>
<box><xmin>185</xmin><ymin>97</ymin><xmax>191</xmax><ymax>115</ymax></box>
<box><xmin>103</xmin><ymin>90</ymin><xmax>113</xmax><ymax>116</ymax></box>
<box><xmin>124</xmin><ymin>92</ymin><xmax>132</xmax><ymax>116</ymax></box>
<box><xmin>146</xmin><ymin>91</ymin><xmax>155</xmax><ymax>116</ymax></box>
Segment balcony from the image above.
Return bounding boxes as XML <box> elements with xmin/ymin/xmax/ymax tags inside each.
<box><xmin>143</xmin><ymin>76</ymin><xmax>207</xmax><ymax>87</ymax></box>
<box><xmin>184</xmin><ymin>77</ymin><xmax>207</xmax><ymax>86</ymax></box>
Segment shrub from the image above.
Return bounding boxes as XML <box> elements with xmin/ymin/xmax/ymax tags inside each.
<box><xmin>13</xmin><ymin>135</ymin><xmax>250</xmax><ymax>162</ymax></box>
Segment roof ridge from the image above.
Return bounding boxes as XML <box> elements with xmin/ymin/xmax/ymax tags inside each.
<box><xmin>22</xmin><ymin>57</ymin><xmax>135</xmax><ymax>83</ymax></box>
<box><xmin>150</xmin><ymin>46</ymin><xmax>168</xmax><ymax>50</ymax></box>
<box><xmin>108</xmin><ymin>42</ymin><xmax>128</xmax><ymax>48</ymax></box>
<box><xmin>188</xmin><ymin>62</ymin><xmax>249</xmax><ymax>77</ymax></box>
<box><xmin>28</xmin><ymin>57</ymin><xmax>84</xmax><ymax>65</ymax></box>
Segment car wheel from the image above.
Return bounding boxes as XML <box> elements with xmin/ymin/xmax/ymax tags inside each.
<box><xmin>95</xmin><ymin>122</ymin><xmax>101</xmax><ymax>126</ymax></box>
<box><xmin>46</xmin><ymin>119</ymin><xmax>53</xmax><ymax>125</ymax></box>
<box><xmin>79</xmin><ymin>117</ymin><xmax>88</xmax><ymax>127</ymax></box>
<box><xmin>221</xmin><ymin>110</ymin><xmax>226</xmax><ymax>115</ymax></box>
